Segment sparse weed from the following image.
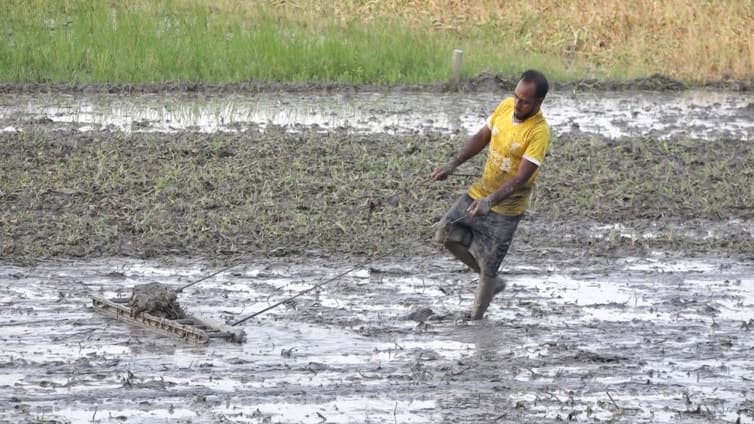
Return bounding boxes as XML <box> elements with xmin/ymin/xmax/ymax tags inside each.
<box><xmin>0</xmin><ymin>128</ymin><xmax>751</xmax><ymax>262</ymax></box>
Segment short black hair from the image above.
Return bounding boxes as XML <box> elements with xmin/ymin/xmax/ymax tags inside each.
<box><xmin>520</xmin><ymin>70</ymin><xmax>549</xmax><ymax>99</ymax></box>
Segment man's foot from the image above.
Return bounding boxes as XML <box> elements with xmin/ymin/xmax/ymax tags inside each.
<box><xmin>470</xmin><ymin>275</ymin><xmax>505</xmax><ymax>320</ymax></box>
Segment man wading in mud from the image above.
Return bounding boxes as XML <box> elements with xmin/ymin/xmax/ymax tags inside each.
<box><xmin>432</xmin><ymin>70</ymin><xmax>550</xmax><ymax>320</ymax></box>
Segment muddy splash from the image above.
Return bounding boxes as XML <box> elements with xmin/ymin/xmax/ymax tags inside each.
<box><xmin>1</xmin><ymin>254</ymin><xmax>753</xmax><ymax>423</ymax></box>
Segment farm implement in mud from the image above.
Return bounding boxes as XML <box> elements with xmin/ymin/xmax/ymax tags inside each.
<box><xmin>90</xmin><ymin>295</ymin><xmax>245</xmax><ymax>345</ymax></box>
<box><xmin>88</xmin><ymin>260</ymin><xmax>366</xmax><ymax>344</ymax></box>
<box><xmin>89</xmin><ymin>266</ymin><xmax>247</xmax><ymax>345</ymax></box>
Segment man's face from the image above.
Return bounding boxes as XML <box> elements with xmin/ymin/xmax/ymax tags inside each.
<box><xmin>512</xmin><ymin>80</ymin><xmax>542</xmax><ymax>121</ymax></box>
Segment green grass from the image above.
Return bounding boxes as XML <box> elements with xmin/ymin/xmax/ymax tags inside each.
<box><xmin>2</xmin><ymin>0</ymin><xmax>752</xmax><ymax>84</ymax></box>
<box><xmin>0</xmin><ymin>0</ymin><xmax>590</xmax><ymax>84</ymax></box>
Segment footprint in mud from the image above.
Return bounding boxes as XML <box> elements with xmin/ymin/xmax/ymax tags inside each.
<box><xmin>404</xmin><ymin>307</ymin><xmax>469</xmax><ymax>323</ymax></box>
<box><xmin>405</xmin><ymin>307</ymin><xmax>436</xmax><ymax>322</ymax></box>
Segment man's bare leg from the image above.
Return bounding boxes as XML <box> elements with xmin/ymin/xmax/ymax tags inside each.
<box><xmin>470</xmin><ymin>274</ymin><xmax>506</xmax><ymax>320</ymax></box>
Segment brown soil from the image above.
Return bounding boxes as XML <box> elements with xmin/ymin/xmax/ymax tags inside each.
<box><xmin>0</xmin><ymin>126</ymin><xmax>754</xmax><ymax>260</ymax></box>
<box><xmin>0</xmin><ymin>73</ymin><xmax>751</xmax><ymax>95</ymax></box>
<box><xmin>0</xmin><ymin>125</ymin><xmax>751</xmax><ymax>264</ymax></box>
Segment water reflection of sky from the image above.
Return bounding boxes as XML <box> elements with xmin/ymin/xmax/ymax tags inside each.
<box><xmin>0</xmin><ymin>90</ymin><xmax>751</xmax><ymax>140</ymax></box>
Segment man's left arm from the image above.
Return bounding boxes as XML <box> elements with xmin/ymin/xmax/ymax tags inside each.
<box><xmin>467</xmin><ymin>159</ymin><xmax>539</xmax><ymax>216</ymax></box>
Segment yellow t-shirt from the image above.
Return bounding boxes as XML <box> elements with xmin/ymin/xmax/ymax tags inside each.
<box><xmin>468</xmin><ymin>97</ymin><xmax>550</xmax><ymax>216</ymax></box>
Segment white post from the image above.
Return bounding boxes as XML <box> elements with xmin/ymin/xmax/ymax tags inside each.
<box><xmin>451</xmin><ymin>49</ymin><xmax>463</xmax><ymax>88</ymax></box>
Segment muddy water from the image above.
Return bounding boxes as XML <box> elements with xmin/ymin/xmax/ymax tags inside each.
<box><xmin>1</xmin><ymin>90</ymin><xmax>752</xmax><ymax>140</ymax></box>
<box><xmin>2</xmin><ymin>254</ymin><xmax>753</xmax><ymax>423</ymax></box>
<box><xmin>1</xmin><ymin>86</ymin><xmax>752</xmax><ymax>423</ymax></box>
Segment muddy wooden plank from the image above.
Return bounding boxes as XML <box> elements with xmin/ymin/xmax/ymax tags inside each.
<box><xmin>90</xmin><ymin>295</ymin><xmax>209</xmax><ymax>344</ymax></box>
<box><xmin>90</xmin><ymin>295</ymin><xmax>246</xmax><ymax>344</ymax></box>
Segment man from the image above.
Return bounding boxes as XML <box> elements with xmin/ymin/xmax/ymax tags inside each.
<box><xmin>431</xmin><ymin>69</ymin><xmax>550</xmax><ymax>320</ymax></box>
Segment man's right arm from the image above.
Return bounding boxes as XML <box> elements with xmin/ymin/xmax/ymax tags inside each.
<box><xmin>431</xmin><ymin>125</ymin><xmax>491</xmax><ymax>181</ymax></box>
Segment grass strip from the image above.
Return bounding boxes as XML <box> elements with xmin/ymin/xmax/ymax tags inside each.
<box><xmin>1</xmin><ymin>0</ymin><xmax>751</xmax><ymax>84</ymax></box>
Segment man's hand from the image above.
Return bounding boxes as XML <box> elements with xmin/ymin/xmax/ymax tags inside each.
<box><xmin>467</xmin><ymin>197</ymin><xmax>492</xmax><ymax>217</ymax></box>
<box><xmin>431</xmin><ymin>159</ymin><xmax>459</xmax><ymax>181</ymax></box>
<box><xmin>431</xmin><ymin>126</ymin><xmax>491</xmax><ymax>181</ymax></box>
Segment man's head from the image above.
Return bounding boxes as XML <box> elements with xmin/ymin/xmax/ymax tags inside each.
<box><xmin>513</xmin><ymin>70</ymin><xmax>548</xmax><ymax>122</ymax></box>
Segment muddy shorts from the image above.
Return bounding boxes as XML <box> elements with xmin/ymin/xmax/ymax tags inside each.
<box><xmin>434</xmin><ymin>194</ymin><xmax>522</xmax><ymax>277</ymax></box>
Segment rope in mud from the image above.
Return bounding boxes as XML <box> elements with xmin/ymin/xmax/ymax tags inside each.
<box><xmin>230</xmin><ymin>252</ymin><xmax>396</xmax><ymax>327</ymax></box>
<box><xmin>228</xmin><ymin>174</ymin><xmax>516</xmax><ymax>327</ymax></box>
<box><xmin>181</xmin><ymin>172</ymin><xmax>510</xmax><ymax>323</ymax></box>
<box><xmin>176</xmin><ymin>262</ymin><xmax>243</xmax><ymax>293</ymax></box>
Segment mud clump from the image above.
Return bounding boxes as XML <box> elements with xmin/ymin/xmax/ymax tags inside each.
<box><xmin>128</xmin><ymin>282</ymin><xmax>184</xmax><ymax>319</ymax></box>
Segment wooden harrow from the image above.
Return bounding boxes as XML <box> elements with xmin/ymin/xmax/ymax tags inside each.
<box><xmin>90</xmin><ymin>295</ymin><xmax>245</xmax><ymax>345</ymax></box>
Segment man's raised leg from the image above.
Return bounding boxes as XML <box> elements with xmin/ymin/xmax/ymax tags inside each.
<box><xmin>435</xmin><ymin>223</ymin><xmax>479</xmax><ymax>273</ymax></box>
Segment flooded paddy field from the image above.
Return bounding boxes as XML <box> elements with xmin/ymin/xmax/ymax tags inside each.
<box><xmin>0</xmin><ymin>84</ymin><xmax>752</xmax><ymax>423</ymax></box>
<box><xmin>0</xmin><ymin>87</ymin><xmax>752</xmax><ymax>140</ymax></box>
<box><xmin>1</xmin><ymin>253</ymin><xmax>753</xmax><ymax>423</ymax></box>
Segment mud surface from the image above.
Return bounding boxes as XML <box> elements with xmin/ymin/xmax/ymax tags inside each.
<box><xmin>1</xmin><ymin>127</ymin><xmax>751</xmax><ymax>261</ymax></box>
<box><xmin>1</xmin><ymin>254</ymin><xmax>753</xmax><ymax>423</ymax></box>
<box><xmin>1</xmin><ymin>84</ymin><xmax>753</xmax><ymax>423</ymax></box>
<box><xmin>0</xmin><ymin>74</ymin><xmax>752</xmax><ymax>94</ymax></box>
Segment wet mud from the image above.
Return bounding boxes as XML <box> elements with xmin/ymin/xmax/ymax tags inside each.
<box><xmin>0</xmin><ymin>84</ymin><xmax>752</xmax><ymax>423</ymax></box>
<box><xmin>0</xmin><ymin>73</ymin><xmax>751</xmax><ymax>95</ymax></box>
<box><xmin>1</xmin><ymin>254</ymin><xmax>753</xmax><ymax>423</ymax></box>
<box><xmin>128</xmin><ymin>283</ymin><xmax>184</xmax><ymax>319</ymax></box>
<box><xmin>1</xmin><ymin>86</ymin><xmax>752</xmax><ymax>140</ymax></box>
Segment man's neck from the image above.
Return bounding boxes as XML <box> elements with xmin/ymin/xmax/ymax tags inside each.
<box><xmin>513</xmin><ymin>108</ymin><xmax>540</xmax><ymax>124</ymax></box>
